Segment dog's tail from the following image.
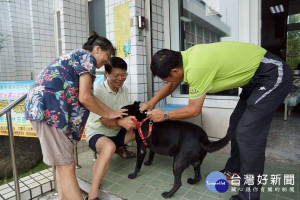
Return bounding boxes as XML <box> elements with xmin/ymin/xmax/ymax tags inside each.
<box><xmin>202</xmin><ymin>128</ymin><xmax>232</xmax><ymax>153</ymax></box>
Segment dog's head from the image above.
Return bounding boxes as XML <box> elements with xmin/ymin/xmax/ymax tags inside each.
<box><xmin>122</xmin><ymin>101</ymin><xmax>147</xmax><ymax>121</ymax></box>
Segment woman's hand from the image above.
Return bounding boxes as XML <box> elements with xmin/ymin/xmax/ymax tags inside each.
<box><xmin>139</xmin><ymin>100</ymin><xmax>155</xmax><ymax>113</ymax></box>
<box><xmin>117</xmin><ymin>116</ymin><xmax>136</xmax><ymax>130</ymax></box>
<box><xmin>107</xmin><ymin>109</ymin><xmax>128</xmax><ymax>119</ymax></box>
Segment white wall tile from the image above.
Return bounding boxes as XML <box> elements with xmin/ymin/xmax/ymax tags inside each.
<box><xmin>135</xmin><ymin>0</ymin><xmax>142</xmax><ymax>8</ymax></box>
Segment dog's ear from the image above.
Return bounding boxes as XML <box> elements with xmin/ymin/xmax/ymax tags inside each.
<box><xmin>133</xmin><ymin>101</ymin><xmax>141</xmax><ymax>106</ymax></box>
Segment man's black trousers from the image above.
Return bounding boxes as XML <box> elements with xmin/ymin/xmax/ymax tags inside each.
<box><xmin>224</xmin><ymin>52</ymin><xmax>293</xmax><ymax>200</ymax></box>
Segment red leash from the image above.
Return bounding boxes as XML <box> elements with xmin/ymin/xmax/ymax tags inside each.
<box><xmin>132</xmin><ymin>117</ymin><xmax>153</xmax><ymax>146</ymax></box>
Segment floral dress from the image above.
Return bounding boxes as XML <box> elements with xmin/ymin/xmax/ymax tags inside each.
<box><xmin>25</xmin><ymin>49</ymin><xmax>97</xmax><ymax>142</ymax></box>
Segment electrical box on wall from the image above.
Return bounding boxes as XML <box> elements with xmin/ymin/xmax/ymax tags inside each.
<box><xmin>138</xmin><ymin>16</ymin><xmax>145</xmax><ymax>29</ymax></box>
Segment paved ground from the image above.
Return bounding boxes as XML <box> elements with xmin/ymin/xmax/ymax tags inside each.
<box><xmin>38</xmin><ymin>191</ymin><xmax>59</xmax><ymax>200</ymax></box>
<box><xmin>39</xmin><ymin>191</ymin><xmax>88</xmax><ymax>200</ymax></box>
<box><xmin>218</xmin><ymin>111</ymin><xmax>300</xmax><ymax>166</ymax></box>
<box><xmin>17</xmin><ymin>111</ymin><xmax>300</xmax><ymax>200</ymax></box>
<box><xmin>75</xmin><ymin>149</ymin><xmax>299</xmax><ymax>200</ymax></box>
<box><xmin>74</xmin><ymin>111</ymin><xmax>299</xmax><ymax>200</ymax></box>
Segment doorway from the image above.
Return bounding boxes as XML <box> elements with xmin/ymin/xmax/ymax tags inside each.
<box><xmin>88</xmin><ymin>0</ymin><xmax>106</xmax><ymax>37</ymax></box>
<box><xmin>261</xmin><ymin>0</ymin><xmax>300</xmax><ymax>168</ymax></box>
<box><xmin>261</xmin><ymin>0</ymin><xmax>300</xmax><ymax>70</ymax></box>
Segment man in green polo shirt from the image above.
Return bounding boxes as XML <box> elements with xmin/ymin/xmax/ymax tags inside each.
<box><xmin>140</xmin><ymin>41</ymin><xmax>293</xmax><ymax>200</ymax></box>
<box><xmin>85</xmin><ymin>57</ymin><xmax>136</xmax><ymax>200</ymax></box>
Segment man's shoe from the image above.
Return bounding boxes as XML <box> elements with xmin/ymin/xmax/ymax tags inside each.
<box><xmin>220</xmin><ymin>169</ymin><xmax>240</xmax><ymax>186</ymax></box>
<box><xmin>230</xmin><ymin>195</ymin><xmax>242</xmax><ymax>200</ymax></box>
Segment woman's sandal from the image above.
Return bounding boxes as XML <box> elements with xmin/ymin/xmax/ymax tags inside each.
<box><xmin>115</xmin><ymin>146</ymin><xmax>136</xmax><ymax>159</ymax></box>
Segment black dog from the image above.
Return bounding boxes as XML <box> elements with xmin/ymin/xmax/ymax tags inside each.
<box><xmin>123</xmin><ymin>101</ymin><xmax>231</xmax><ymax>198</ymax></box>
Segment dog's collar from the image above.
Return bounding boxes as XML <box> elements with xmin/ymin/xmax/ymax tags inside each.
<box><xmin>132</xmin><ymin>117</ymin><xmax>153</xmax><ymax>147</ymax></box>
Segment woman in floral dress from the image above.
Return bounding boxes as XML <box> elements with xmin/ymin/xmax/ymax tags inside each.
<box><xmin>25</xmin><ymin>32</ymin><xmax>126</xmax><ymax>200</ymax></box>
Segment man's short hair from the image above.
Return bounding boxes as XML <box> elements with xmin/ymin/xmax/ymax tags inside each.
<box><xmin>105</xmin><ymin>57</ymin><xmax>127</xmax><ymax>73</ymax></box>
<box><xmin>150</xmin><ymin>49</ymin><xmax>183</xmax><ymax>78</ymax></box>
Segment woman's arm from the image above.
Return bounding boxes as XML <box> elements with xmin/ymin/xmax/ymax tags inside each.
<box><xmin>78</xmin><ymin>73</ymin><xmax>127</xmax><ymax>119</ymax></box>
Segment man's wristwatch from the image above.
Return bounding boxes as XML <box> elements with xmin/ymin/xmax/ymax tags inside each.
<box><xmin>164</xmin><ymin>111</ymin><xmax>169</xmax><ymax>120</ymax></box>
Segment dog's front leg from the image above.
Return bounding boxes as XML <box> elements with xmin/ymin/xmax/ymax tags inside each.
<box><xmin>144</xmin><ymin>150</ymin><xmax>155</xmax><ymax>166</ymax></box>
<box><xmin>128</xmin><ymin>143</ymin><xmax>147</xmax><ymax>179</ymax></box>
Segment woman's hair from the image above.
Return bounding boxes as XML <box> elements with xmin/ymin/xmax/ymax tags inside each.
<box><xmin>150</xmin><ymin>49</ymin><xmax>183</xmax><ymax>78</ymax></box>
<box><xmin>105</xmin><ymin>57</ymin><xmax>127</xmax><ymax>74</ymax></box>
<box><xmin>83</xmin><ymin>31</ymin><xmax>115</xmax><ymax>56</ymax></box>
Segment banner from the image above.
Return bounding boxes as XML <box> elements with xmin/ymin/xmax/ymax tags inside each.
<box><xmin>114</xmin><ymin>2</ymin><xmax>131</xmax><ymax>58</ymax></box>
<box><xmin>0</xmin><ymin>81</ymin><xmax>37</xmax><ymax>137</ymax></box>
<box><xmin>0</xmin><ymin>76</ymin><xmax>106</xmax><ymax>139</ymax></box>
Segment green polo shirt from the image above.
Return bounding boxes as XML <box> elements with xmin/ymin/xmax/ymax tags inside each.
<box><xmin>86</xmin><ymin>80</ymin><xmax>129</xmax><ymax>143</ymax></box>
<box><xmin>181</xmin><ymin>41</ymin><xmax>267</xmax><ymax>99</ymax></box>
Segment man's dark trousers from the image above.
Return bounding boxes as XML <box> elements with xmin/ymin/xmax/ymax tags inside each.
<box><xmin>224</xmin><ymin>52</ymin><xmax>293</xmax><ymax>200</ymax></box>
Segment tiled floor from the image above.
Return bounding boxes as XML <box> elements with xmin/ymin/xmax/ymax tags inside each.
<box><xmin>218</xmin><ymin>111</ymin><xmax>300</xmax><ymax>167</ymax></box>
<box><xmin>76</xmin><ymin>149</ymin><xmax>299</xmax><ymax>200</ymax></box>
<box><xmin>76</xmin><ymin>111</ymin><xmax>300</xmax><ymax>200</ymax></box>
<box><xmin>0</xmin><ymin>169</ymin><xmax>54</xmax><ymax>200</ymax></box>
<box><xmin>3</xmin><ymin>111</ymin><xmax>298</xmax><ymax>200</ymax></box>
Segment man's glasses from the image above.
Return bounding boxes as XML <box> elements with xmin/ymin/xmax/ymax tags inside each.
<box><xmin>110</xmin><ymin>73</ymin><xmax>128</xmax><ymax>79</ymax></box>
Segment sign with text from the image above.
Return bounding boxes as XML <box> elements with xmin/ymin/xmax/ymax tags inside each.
<box><xmin>0</xmin><ymin>81</ymin><xmax>36</xmax><ymax>137</ymax></box>
<box><xmin>0</xmin><ymin>81</ymin><xmax>89</xmax><ymax>140</ymax></box>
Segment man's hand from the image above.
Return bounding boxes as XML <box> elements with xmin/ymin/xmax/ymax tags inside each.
<box><xmin>117</xmin><ymin>116</ymin><xmax>136</xmax><ymax>130</ymax></box>
<box><xmin>146</xmin><ymin>109</ymin><xmax>165</xmax><ymax>122</ymax></box>
<box><xmin>139</xmin><ymin>100</ymin><xmax>155</xmax><ymax>113</ymax></box>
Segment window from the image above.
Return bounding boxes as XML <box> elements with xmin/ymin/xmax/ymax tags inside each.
<box><xmin>171</xmin><ymin>0</ymin><xmax>239</xmax><ymax>97</ymax></box>
<box><xmin>286</xmin><ymin>14</ymin><xmax>300</xmax><ymax>70</ymax></box>
<box><xmin>88</xmin><ymin>0</ymin><xmax>106</xmax><ymax>36</ymax></box>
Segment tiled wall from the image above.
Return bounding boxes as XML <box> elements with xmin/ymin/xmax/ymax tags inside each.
<box><xmin>78</xmin><ymin>0</ymin><xmax>162</xmax><ymax>153</ymax></box>
<box><xmin>30</xmin><ymin>0</ymin><xmax>56</xmax><ymax>79</ymax></box>
<box><xmin>0</xmin><ymin>0</ymin><xmax>33</xmax><ymax>81</ymax></box>
<box><xmin>151</xmin><ymin>0</ymin><xmax>165</xmax><ymax>107</ymax></box>
<box><xmin>0</xmin><ymin>0</ymin><xmax>16</xmax><ymax>81</ymax></box>
<box><xmin>104</xmin><ymin>0</ymin><xmax>165</xmax><ymax>106</ymax></box>
<box><xmin>77</xmin><ymin>0</ymin><xmax>151</xmax><ymax>153</ymax></box>
<box><xmin>59</xmin><ymin>0</ymin><xmax>88</xmax><ymax>54</ymax></box>
<box><xmin>0</xmin><ymin>0</ymin><xmax>56</xmax><ymax>81</ymax></box>
<box><xmin>71</xmin><ymin>0</ymin><xmax>168</xmax><ymax>152</ymax></box>
<box><xmin>105</xmin><ymin>0</ymin><xmax>148</xmax><ymax>104</ymax></box>
<box><xmin>0</xmin><ymin>0</ymin><xmax>165</xmax><ymax>99</ymax></box>
<box><xmin>0</xmin><ymin>0</ymin><xmax>168</xmax><ymax>152</ymax></box>
<box><xmin>8</xmin><ymin>0</ymin><xmax>33</xmax><ymax>81</ymax></box>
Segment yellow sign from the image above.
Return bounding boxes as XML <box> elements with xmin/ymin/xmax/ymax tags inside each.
<box><xmin>114</xmin><ymin>3</ymin><xmax>131</xmax><ymax>58</ymax></box>
<box><xmin>0</xmin><ymin>100</ymin><xmax>88</xmax><ymax>140</ymax></box>
<box><xmin>0</xmin><ymin>81</ymin><xmax>88</xmax><ymax>140</ymax></box>
<box><xmin>0</xmin><ymin>123</ymin><xmax>37</xmax><ymax>138</ymax></box>
<box><xmin>0</xmin><ymin>81</ymin><xmax>38</xmax><ymax>137</ymax></box>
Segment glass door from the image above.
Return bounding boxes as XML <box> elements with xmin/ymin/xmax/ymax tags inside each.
<box><xmin>286</xmin><ymin>13</ymin><xmax>300</xmax><ymax>71</ymax></box>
